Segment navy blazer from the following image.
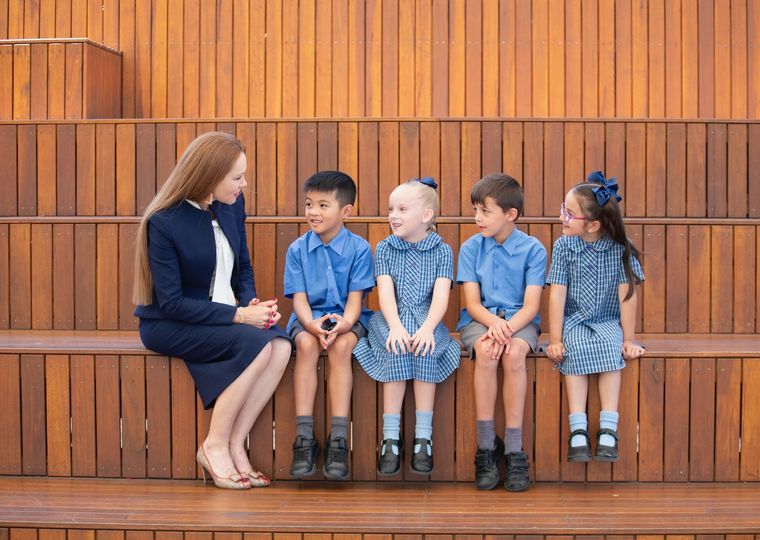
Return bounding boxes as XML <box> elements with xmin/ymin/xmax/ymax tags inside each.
<box><xmin>134</xmin><ymin>195</ymin><xmax>256</xmax><ymax>325</ymax></box>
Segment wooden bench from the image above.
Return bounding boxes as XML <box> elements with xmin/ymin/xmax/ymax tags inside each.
<box><xmin>2</xmin><ymin>330</ymin><xmax>760</xmax><ymax>483</ymax></box>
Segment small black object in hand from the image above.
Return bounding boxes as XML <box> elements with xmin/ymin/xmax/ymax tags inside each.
<box><xmin>321</xmin><ymin>318</ymin><xmax>337</xmax><ymax>331</ymax></box>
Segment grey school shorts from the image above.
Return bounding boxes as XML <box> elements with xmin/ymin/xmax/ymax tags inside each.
<box><xmin>459</xmin><ymin>312</ymin><xmax>540</xmax><ymax>358</ymax></box>
<box><xmin>289</xmin><ymin>318</ymin><xmax>368</xmax><ymax>342</ymax></box>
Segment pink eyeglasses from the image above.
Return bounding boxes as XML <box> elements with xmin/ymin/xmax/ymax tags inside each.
<box><xmin>560</xmin><ymin>203</ymin><xmax>587</xmax><ymax>225</ymax></box>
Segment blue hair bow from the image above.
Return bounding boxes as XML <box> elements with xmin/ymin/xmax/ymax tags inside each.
<box><xmin>416</xmin><ymin>177</ymin><xmax>438</xmax><ymax>190</ymax></box>
<box><xmin>587</xmin><ymin>171</ymin><xmax>622</xmax><ymax>206</ymax></box>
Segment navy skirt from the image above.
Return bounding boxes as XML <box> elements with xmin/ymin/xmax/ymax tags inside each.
<box><xmin>139</xmin><ymin>318</ymin><xmax>290</xmax><ymax>409</ymax></box>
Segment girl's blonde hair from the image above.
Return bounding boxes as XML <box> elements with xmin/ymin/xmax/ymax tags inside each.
<box><xmin>132</xmin><ymin>131</ymin><xmax>246</xmax><ymax>306</ymax></box>
<box><xmin>393</xmin><ymin>179</ymin><xmax>440</xmax><ymax>232</ymax></box>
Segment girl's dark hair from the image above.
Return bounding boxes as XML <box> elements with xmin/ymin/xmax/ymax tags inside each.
<box><xmin>572</xmin><ymin>182</ymin><xmax>642</xmax><ymax>300</ymax></box>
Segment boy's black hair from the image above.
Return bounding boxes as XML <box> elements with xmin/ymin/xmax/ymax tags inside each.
<box><xmin>470</xmin><ymin>173</ymin><xmax>524</xmax><ymax>216</ymax></box>
<box><xmin>303</xmin><ymin>170</ymin><xmax>356</xmax><ymax>207</ymax></box>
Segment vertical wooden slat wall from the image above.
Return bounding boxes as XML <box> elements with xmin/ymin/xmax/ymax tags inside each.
<box><xmin>1</xmin><ymin>353</ymin><xmax>758</xmax><ymax>481</ymax></box>
<box><xmin>0</xmin><ymin>119</ymin><xmax>756</xmax><ymax>219</ymax></box>
<box><xmin>0</xmin><ymin>119</ymin><xmax>757</xmax><ymax>332</ymax></box>
<box><xmin>0</xmin><ymin>1</ymin><xmax>758</xmax><ymax>119</ymax></box>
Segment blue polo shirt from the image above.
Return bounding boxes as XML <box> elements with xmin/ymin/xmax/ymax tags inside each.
<box><xmin>455</xmin><ymin>228</ymin><xmax>547</xmax><ymax>330</ymax></box>
<box><xmin>284</xmin><ymin>226</ymin><xmax>375</xmax><ymax>332</ymax></box>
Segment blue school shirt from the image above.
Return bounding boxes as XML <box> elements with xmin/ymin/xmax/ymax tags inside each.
<box><xmin>455</xmin><ymin>228</ymin><xmax>547</xmax><ymax>330</ymax></box>
<box><xmin>284</xmin><ymin>226</ymin><xmax>375</xmax><ymax>332</ymax></box>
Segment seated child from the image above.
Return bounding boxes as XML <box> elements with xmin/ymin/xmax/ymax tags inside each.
<box><xmin>284</xmin><ymin>171</ymin><xmax>375</xmax><ymax>480</ymax></box>
<box><xmin>354</xmin><ymin>177</ymin><xmax>461</xmax><ymax>476</ymax></box>
<box><xmin>456</xmin><ymin>173</ymin><xmax>547</xmax><ymax>492</ymax></box>
<box><xmin>546</xmin><ymin>171</ymin><xmax>645</xmax><ymax>464</ymax></box>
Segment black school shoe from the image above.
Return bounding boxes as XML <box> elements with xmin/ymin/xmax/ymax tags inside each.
<box><xmin>323</xmin><ymin>435</ymin><xmax>350</xmax><ymax>480</ymax></box>
<box><xmin>410</xmin><ymin>438</ymin><xmax>434</xmax><ymax>475</ymax></box>
<box><xmin>474</xmin><ymin>436</ymin><xmax>504</xmax><ymax>490</ymax></box>
<box><xmin>504</xmin><ymin>451</ymin><xmax>530</xmax><ymax>492</ymax></box>
<box><xmin>290</xmin><ymin>435</ymin><xmax>319</xmax><ymax>479</ymax></box>
<box><xmin>594</xmin><ymin>428</ymin><xmax>619</xmax><ymax>462</ymax></box>
<box><xmin>377</xmin><ymin>438</ymin><xmax>403</xmax><ymax>476</ymax></box>
<box><xmin>567</xmin><ymin>428</ymin><xmax>592</xmax><ymax>462</ymax></box>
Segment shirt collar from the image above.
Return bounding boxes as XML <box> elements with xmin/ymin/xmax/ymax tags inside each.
<box><xmin>386</xmin><ymin>231</ymin><xmax>442</xmax><ymax>251</ymax></box>
<box><xmin>567</xmin><ymin>234</ymin><xmax>615</xmax><ymax>253</ymax></box>
<box><xmin>307</xmin><ymin>226</ymin><xmax>349</xmax><ymax>255</ymax></box>
<box><xmin>484</xmin><ymin>227</ymin><xmax>522</xmax><ymax>255</ymax></box>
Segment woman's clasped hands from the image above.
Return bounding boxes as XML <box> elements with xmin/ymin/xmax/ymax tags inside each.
<box><xmin>236</xmin><ymin>298</ymin><xmax>281</xmax><ymax>329</ymax></box>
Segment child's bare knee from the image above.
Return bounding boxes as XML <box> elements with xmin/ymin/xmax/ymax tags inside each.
<box><xmin>474</xmin><ymin>346</ymin><xmax>499</xmax><ymax>370</ymax></box>
<box><xmin>295</xmin><ymin>332</ymin><xmax>321</xmax><ymax>358</ymax></box>
<box><xmin>502</xmin><ymin>344</ymin><xmax>529</xmax><ymax>374</ymax></box>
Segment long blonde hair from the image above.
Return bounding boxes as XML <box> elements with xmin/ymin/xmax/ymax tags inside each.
<box><xmin>132</xmin><ymin>131</ymin><xmax>246</xmax><ymax>305</ymax></box>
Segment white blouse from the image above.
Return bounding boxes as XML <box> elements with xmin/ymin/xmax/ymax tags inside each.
<box><xmin>186</xmin><ymin>200</ymin><xmax>236</xmax><ymax>307</ymax></box>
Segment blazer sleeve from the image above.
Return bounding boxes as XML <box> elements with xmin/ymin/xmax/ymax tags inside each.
<box><xmin>148</xmin><ymin>213</ymin><xmax>238</xmax><ymax>324</ymax></box>
<box><xmin>233</xmin><ymin>197</ymin><xmax>257</xmax><ymax>305</ymax></box>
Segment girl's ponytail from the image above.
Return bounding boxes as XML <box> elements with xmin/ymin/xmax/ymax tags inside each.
<box><xmin>599</xmin><ymin>208</ymin><xmax>641</xmax><ymax>301</ymax></box>
<box><xmin>573</xmin><ymin>172</ymin><xmax>642</xmax><ymax>301</ymax></box>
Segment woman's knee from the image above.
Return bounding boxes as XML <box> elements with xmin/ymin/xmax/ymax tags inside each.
<box><xmin>271</xmin><ymin>336</ymin><xmax>292</xmax><ymax>357</ymax></box>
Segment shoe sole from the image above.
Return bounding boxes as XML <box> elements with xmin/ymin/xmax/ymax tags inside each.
<box><xmin>475</xmin><ymin>479</ymin><xmax>499</xmax><ymax>490</ymax></box>
<box><xmin>593</xmin><ymin>454</ymin><xmax>619</xmax><ymax>462</ymax></box>
<box><xmin>290</xmin><ymin>467</ymin><xmax>316</xmax><ymax>480</ymax></box>
<box><xmin>567</xmin><ymin>454</ymin><xmax>592</xmax><ymax>463</ymax></box>
<box><xmin>409</xmin><ymin>466</ymin><xmax>434</xmax><ymax>476</ymax></box>
<box><xmin>504</xmin><ymin>481</ymin><xmax>530</xmax><ymax>492</ymax></box>
<box><xmin>323</xmin><ymin>467</ymin><xmax>349</xmax><ymax>481</ymax></box>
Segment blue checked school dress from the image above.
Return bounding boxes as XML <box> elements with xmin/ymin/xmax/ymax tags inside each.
<box><xmin>354</xmin><ymin>232</ymin><xmax>461</xmax><ymax>383</ymax></box>
<box><xmin>546</xmin><ymin>235</ymin><xmax>644</xmax><ymax>375</ymax></box>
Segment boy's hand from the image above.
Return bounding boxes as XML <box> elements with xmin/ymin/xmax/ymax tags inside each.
<box><xmin>622</xmin><ymin>340</ymin><xmax>645</xmax><ymax>360</ymax></box>
<box><xmin>322</xmin><ymin>314</ymin><xmax>353</xmax><ymax>348</ymax></box>
<box><xmin>546</xmin><ymin>341</ymin><xmax>565</xmax><ymax>365</ymax></box>
<box><xmin>476</xmin><ymin>333</ymin><xmax>508</xmax><ymax>360</ymax></box>
<box><xmin>386</xmin><ymin>323</ymin><xmax>411</xmax><ymax>355</ymax></box>
<box><xmin>486</xmin><ymin>318</ymin><xmax>513</xmax><ymax>344</ymax></box>
<box><xmin>305</xmin><ymin>314</ymin><xmax>333</xmax><ymax>349</ymax></box>
<box><xmin>411</xmin><ymin>325</ymin><xmax>436</xmax><ymax>357</ymax></box>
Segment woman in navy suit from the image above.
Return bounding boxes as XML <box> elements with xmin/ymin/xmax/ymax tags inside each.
<box><xmin>133</xmin><ymin>131</ymin><xmax>291</xmax><ymax>489</ymax></box>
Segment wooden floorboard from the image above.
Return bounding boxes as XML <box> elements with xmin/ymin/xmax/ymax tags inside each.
<box><xmin>1</xmin><ymin>478</ymin><xmax>759</xmax><ymax>534</ymax></box>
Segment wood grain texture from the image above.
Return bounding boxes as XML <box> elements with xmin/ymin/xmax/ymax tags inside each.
<box><xmin>1</xmin><ymin>479</ymin><xmax>760</xmax><ymax>534</ymax></box>
<box><xmin>0</xmin><ymin>3</ymin><xmax>754</xmax><ymax>119</ymax></box>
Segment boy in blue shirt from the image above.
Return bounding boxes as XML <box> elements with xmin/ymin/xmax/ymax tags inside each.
<box><xmin>284</xmin><ymin>171</ymin><xmax>375</xmax><ymax>480</ymax></box>
<box><xmin>456</xmin><ymin>173</ymin><xmax>547</xmax><ymax>492</ymax></box>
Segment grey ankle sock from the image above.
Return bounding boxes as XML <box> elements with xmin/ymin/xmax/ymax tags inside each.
<box><xmin>296</xmin><ymin>415</ymin><xmax>314</xmax><ymax>439</ymax></box>
<box><xmin>414</xmin><ymin>410</ymin><xmax>433</xmax><ymax>454</ymax></box>
<box><xmin>330</xmin><ymin>416</ymin><xmax>349</xmax><ymax>440</ymax></box>
<box><xmin>599</xmin><ymin>410</ymin><xmax>619</xmax><ymax>446</ymax></box>
<box><xmin>415</xmin><ymin>410</ymin><xmax>433</xmax><ymax>440</ymax></box>
<box><xmin>505</xmin><ymin>427</ymin><xmax>523</xmax><ymax>454</ymax></box>
<box><xmin>477</xmin><ymin>420</ymin><xmax>496</xmax><ymax>450</ymax></box>
<box><xmin>382</xmin><ymin>413</ymin><xmax>401</xmax><ymax>455</ymax></box>
<box><xmin>569</xmin><ymin>412</ymin><xmax>588</xmax><ymax>447</ymax></box>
